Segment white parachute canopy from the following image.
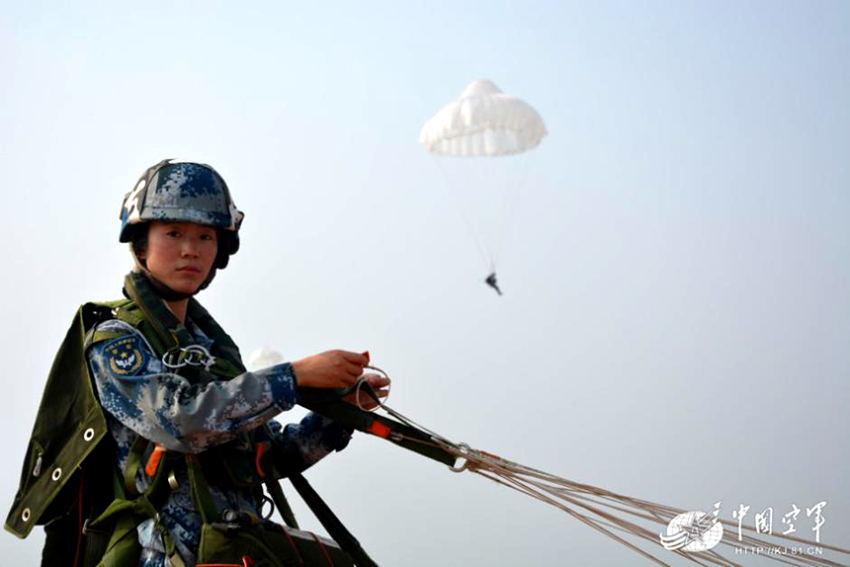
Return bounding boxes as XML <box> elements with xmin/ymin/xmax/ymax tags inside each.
<box><xmin>419</xmin><ymin>79</ymin><xmax>547</xmax><ymax>276</ymax></box>
<box><xmin>246</xmin><ymin>347</ymin><xmax>284</xmax><ymax>371</ymax></box>
<box><xmin>419</xmin><ymin>79</ymin><xmax>547</xmax><ymax>157</ymax></box>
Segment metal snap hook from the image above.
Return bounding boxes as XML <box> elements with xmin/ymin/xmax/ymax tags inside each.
<box><xmin>449</xmin><ymin>443</ymin><xmax>471</xmax><ymax>473</ymax></box>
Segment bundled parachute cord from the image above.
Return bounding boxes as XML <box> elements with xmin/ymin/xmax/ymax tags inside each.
<box><xmin>322</xmin><ymin>369</ymin><xmax>850</xmax><ymax>567</ymax></box>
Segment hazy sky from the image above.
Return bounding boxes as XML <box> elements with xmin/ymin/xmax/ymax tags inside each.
<box><xmin>1</xmin><ymin>2</ymin><xmax>848</xmax><ymax>565</ymax></box>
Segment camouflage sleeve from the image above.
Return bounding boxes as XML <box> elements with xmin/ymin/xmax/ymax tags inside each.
<box><xmin>267</xmin><ymin>415</ymin><xmax>352</xmax><ymax>475</ymax></box>
<box><xmin>87</xmin><ymin>319</ymin><xmax>299</xmax><ymax>454</ymax></box>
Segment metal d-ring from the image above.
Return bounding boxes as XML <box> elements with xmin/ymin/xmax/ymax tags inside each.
<box><xmin>449</xmin><ymin>443</ymin><xmax>471</xmax><ymax>473</ymax></box>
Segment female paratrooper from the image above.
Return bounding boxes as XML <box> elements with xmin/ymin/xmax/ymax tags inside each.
<box><xmin>7</xmin><ymin>160</ymin><xmax>388</xmax><ymax>567</ymax></box>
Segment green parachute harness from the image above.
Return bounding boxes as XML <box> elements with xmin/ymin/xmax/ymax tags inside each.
<box><xmin>5</xmin><ymin>273</ymin><xmax>455</xmax><ymax>566</ymax></box>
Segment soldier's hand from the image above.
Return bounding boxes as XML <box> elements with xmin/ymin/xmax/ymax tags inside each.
<box><xmin>344</xmin><ymin>373</ymin><xmax>391</xmax><ymax>410</ymax></box>
<box><xmin>291</xmin><ymin>350</ymin><xmax>369</xmax><ymax>389</ymax></box>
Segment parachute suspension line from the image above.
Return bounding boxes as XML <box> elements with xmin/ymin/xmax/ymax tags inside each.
<box><xmin>490</xmin><ymin>153</ymin><xmax>534</xmax><ymax>270</ymax></box>
<box><xmin>433</xmin><ymin>157</ymin><xmax>496</xmax><ymax>272</ymax></box>
<box><xmin>455</xmin><ymin>159</ymin><xmax>498</xmax><ymax>272</ymax></box>
<box><xmin>460</xmin><ymin>209</ymin><xmax>496</xmax><ymax>273</ymax></box>
<box><xmin>352</xmin><ymin>371</ymin><xmax>850</xmax><ymax>567</ymax></box>
<box><xmin>443</xmin><ymin>448</ymin><xmax>850</xmax><ymax>566</ymax></box>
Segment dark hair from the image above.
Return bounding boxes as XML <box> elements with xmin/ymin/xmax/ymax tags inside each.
<box><xmin>131</xmin><ymin>232</ymin><xmax>148</xmax><ymax>264</ymax></box>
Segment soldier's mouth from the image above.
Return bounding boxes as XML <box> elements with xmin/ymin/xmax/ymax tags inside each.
<box><xmin>177</xmin><ymin>266</ymin><xmax>201</xmax><ymax>274</ymax></box>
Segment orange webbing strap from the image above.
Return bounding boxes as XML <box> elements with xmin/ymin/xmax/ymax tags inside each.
<box><xmin>254</xmin><ymin>442</ymin><xmax>269</xmax><ymax>479</ymax></box>
<box><xmin>145</xmin><ymin>445</ymin><xmax>165</xmax><ymax>477</ymax></box>
<box><xmin>364</xmin><ymin>421</ymin><xmax>391</xmax><ymax>439</ymax></box>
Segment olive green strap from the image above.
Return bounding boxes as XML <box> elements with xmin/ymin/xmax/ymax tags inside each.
<box><xmin>186</xmin><ymin>299</ymin><xmax>247</xmax><ymax>374</ymax></box>
<box><xmin>88</xmin><ymin>456</ymin><xmax>178</xmax><ymax>563</ymax></box>
<box><xmin>123</xmin><ymin>273</ymin><xmax>183</xmax><ymax>353</ymax></box>
<box><xmin>122</xmin><ymin>436</ymin><xmax>150</xmax><ymax>498</ymax></box>
<box><xmin>265</xmin><ymin>478</ymin><xmax>299</xmax><ymax>529</ymax></box>
<box><xmin>185</xmin><ymin>455</ymin><xmax>220</xmax><ymax>524</ymax></box>
<box><xmin>124</xmin><ymin>272</ymin><xmax>247</xmax><ymax>381</ymax></box>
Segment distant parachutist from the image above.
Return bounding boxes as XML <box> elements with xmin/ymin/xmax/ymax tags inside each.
<box><xmin>485</xmin><ymin>272</ymin><xmax>502</xmax><ymax>296</ymax></box>
<box><xmin>421</xmin><ymin>80</ymin><xmax>547</xmax><ymax>287</ymax></box>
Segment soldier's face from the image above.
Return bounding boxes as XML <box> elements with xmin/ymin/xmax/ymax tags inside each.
<box><xmin>140</xmin><ymin>221</ymin><xmax>218</xmax><ymax>294</ymax></box>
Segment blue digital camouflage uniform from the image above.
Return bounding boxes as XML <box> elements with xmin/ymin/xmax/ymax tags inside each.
<box><xmin>87</xmin><ymin>317</ymin><xmax>352</xmax><ymax>567</ymax></box>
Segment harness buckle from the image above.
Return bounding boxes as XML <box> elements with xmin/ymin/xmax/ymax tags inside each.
<box><xmin>162</xmin><ymin>345</ymin><xmax>216</xmax><ymax>370</ymax></box>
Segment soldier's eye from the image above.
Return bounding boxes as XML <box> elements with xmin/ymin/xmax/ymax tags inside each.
<box><xmin>166</xmin><ymin>230</ymin><xmax>181</xmax><ymax>238</ymax></box>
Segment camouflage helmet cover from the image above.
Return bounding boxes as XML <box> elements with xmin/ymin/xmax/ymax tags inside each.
<box><xmin>119</xmin><ymin>159</ymin><xmax>244</xmax><ymax>244</ymax></box>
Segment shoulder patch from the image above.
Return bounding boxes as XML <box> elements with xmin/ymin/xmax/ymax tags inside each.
<box><xmin>102</xmin><ymin>335</ymin><xmax>149</xmax><ymax>377</ymax></box>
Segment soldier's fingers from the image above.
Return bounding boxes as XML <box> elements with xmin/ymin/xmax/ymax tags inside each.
<box><xmin>364</xmin><ymin>374</ymin><xmax>390</xmax><ymax>388</ymax></box>
<box><xmin>343</xmin><ymin>361</ymin><xmax>363</xmax><ymax>378</ymax></box>
<box><xmin>337</xmin><ymin>374</ymin><xmax>358</xmax><ymax>389</ymax></box>
<box><xmin>372</xmin><ymin>388</ymin><xmax>390</xmax><ymax>399</ymax></box>
<box><xmin>340</xmin><ymin>350</ymin><xmax>369</xmax><ymax>368</ymax></box>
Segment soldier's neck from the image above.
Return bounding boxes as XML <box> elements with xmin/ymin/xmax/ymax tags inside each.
<box><xmin>162</xmin><ymin>299</ymin><xmax>189</xmax><ymax>324</ymax></box>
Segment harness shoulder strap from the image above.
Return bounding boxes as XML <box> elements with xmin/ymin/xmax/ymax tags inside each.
<box><xmin>265</xmin><ymin>478</ymin><xmax>299</xmax><ymax>529</ymax></box>
<box><xmin>81</xmin><ymin>300</ymin><xmax>136</xmax><ymax>348</ymax></box>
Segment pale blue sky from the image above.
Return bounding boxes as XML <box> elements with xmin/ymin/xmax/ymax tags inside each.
<box><xmin>1</xmin><ymin>2</ymin><xmax>848</xmax><ymax>565</ymax></box>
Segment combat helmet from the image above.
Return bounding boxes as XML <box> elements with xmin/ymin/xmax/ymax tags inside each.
<box><xmin>119</xmin><ymin>159</ymin><xmax>245</xmax><ymax>294</ymax></box>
